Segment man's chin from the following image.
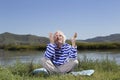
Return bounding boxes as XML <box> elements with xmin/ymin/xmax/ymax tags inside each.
<box><xmin>55</xmin><ymin>42</ymin><xmax>63</xmax><ymax>45</ymax></box>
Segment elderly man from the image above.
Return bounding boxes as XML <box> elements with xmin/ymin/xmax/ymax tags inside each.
<box><xmin>41</xmin><ymin>30</ymin><xmax>78</xmax><ymax>74</ymax></box>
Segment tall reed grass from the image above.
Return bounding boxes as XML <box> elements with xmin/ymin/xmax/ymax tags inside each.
<box><xmin>1</xmin><ymin>42</ymin><xmax>120</xmax><ymax>51</ymax></box>
<box><xmin>0</xmin><ymin>57</ymin><xmax>120</xmax><ymax>80</ymax></box>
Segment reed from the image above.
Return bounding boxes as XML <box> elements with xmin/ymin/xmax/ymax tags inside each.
<box><xmin>1</xmin><ymin>42</ymin><xmax>120</xmax><ymax>51</ymax></box>
<box><xmin>0</xmin><ymin>57</ymin><xmax>120</xmax><ymax>80</ymax></box>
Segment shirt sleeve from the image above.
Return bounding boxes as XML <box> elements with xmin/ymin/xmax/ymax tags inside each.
<box><xmin>69</xmin><ymin>46</ymin><xmax>77</xmax><ymax>59</ymax></box>
<box><xmin>44</xmin><ymin>43</ymin><xmax>55</xmax><ymax>59</ymax></box>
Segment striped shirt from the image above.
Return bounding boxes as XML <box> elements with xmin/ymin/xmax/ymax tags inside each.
<box><xmin>44</xmin><ymin>43</ymin><xmax>77</xmax><ymax>66</ymax></box>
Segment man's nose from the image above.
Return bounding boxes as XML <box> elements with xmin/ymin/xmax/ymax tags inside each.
<box><xmin>56</xmin><ymin>37</ymin><xmax>59</xmax><ymax>39</ymax></box>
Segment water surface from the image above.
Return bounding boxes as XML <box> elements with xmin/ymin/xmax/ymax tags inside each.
<box><xmin>0</xmin><ymin>50</ymin><xmax>120</xmax><ymax>66</ymax></box>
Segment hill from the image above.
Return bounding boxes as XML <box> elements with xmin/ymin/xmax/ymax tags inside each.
<box><xmin>0</xmin><ymin>32</ymin><xmax>120</xmax><ymax>46</ymax></box>
<box><xmin>0</xmin><ymin>32</ymin><xmax>49</xmax><ymax>45</ymax></box>
<box><xmin>84</xmin><ymin>33</ymin><xmax>120</xmax><ymax>42</ymax></box>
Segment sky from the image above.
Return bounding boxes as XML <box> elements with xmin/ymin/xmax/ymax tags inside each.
<box><xmin>0</xmin><ymin>0</ymin><xmax>120</xmax><ymax>40</ymax></box>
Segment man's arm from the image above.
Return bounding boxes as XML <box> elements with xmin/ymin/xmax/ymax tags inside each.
<box><xmin>44</xmin><ymin>33</ymin><xmax>55</xmax><ymax>59</ymax></box>
<box><xmin>49</xmin><ymin>32</ymin><xmax>54</xmax><ymax>44</ymax></box>
<box><xmin>68</xmin><ymin>33</ymin><xmax>77</xmax><ymax>59</ymax></box>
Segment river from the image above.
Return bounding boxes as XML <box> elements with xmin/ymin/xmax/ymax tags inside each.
<box><xmin>0</xmin><ymin>50</ymin><xmax>120</xmax><ymax>66</ymax></box>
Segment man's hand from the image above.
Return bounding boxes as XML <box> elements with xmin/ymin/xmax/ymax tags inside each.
<box><xmin>71</xmin><ymin>32</ymin><xmax>77</xmax><ymax>47</ymax></box>
<box><xmin>49</xmin><ymin>33</ymin><xmax>54</xmax><ymax>44</ymax></box>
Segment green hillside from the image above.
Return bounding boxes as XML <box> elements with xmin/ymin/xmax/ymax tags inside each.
<box><xmin>0</xmin><ymin>32</ymin><xmax>49</xmax><ymax>45</ymax></box>
<box><xmin>84</xmin><ymin>34</ymin><xmax>120</xmax><ymax>42</ymax></box>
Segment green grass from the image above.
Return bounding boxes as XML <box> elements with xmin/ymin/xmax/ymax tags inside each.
<box><xmin>1</xmin><ymin>42</ymin><xmax>120</xmax><ymax>51</ymax></box>
<box><xmin>0</xmin><ymin>58</ymin><xmax>120</xmax><ymax>80</ymax></box>
<box><xmin>76</xmin><ymin>42</ymin><xmax>120</xmax><ymax>50</ymax></box>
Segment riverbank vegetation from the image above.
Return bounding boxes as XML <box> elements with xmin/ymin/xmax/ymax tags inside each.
<box><xmin>1</xmin><ymin>42</ymin><xmax>120</xmax><ymax>51</ymax></box>
<box><xmin>0</xmin><ymin>57</ymin><xmax>120</xmax><ymax>80</ymax></box>
<box><xmin>0</xmin><ymin>44</ymin><xmax>46</xmax><ymax>51</ymax></box>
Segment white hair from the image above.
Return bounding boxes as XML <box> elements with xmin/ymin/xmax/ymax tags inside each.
<box><xmin>54</xmin><ymin>30</ymin><xmax>66</xmax><ymax>43</ymax></box>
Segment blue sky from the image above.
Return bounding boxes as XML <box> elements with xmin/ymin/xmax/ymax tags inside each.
<box><xmin>0</xmin><ymin>0</ymin><xmax>120</xmax><ymax>40</ymax></box>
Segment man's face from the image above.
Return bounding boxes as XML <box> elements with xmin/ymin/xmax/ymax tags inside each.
<box><xmin>54</xmin><ymin>32</ymin><xmax>64</xmax><ymax>44</ymax></box>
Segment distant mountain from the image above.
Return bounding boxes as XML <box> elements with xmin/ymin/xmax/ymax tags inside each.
<box><xmin>0</xmin><ymin>32</ymin><xmax>120</xmax><ymax>45</ymax></box>
<box><xmin>84</xmin><ymin>34</ymin><xmax>120</xmax><ymax>42</ymax></box>
<box><xmin>0</xmin><ymin>32</ymin><xmax>49</xmax><ymax>45</ymax></box>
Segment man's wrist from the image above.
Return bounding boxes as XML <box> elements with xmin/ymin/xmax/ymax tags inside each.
<box><xmin>72</xmin><ymin>42</ymin><xmax>76</xmax><ymax>47</ymax></box>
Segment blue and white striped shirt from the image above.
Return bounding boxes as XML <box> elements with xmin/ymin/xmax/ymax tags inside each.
<box><xmin>44</xmin><ymin>43</ymin><xmax>77</xmax><ymax>66</ymax></box>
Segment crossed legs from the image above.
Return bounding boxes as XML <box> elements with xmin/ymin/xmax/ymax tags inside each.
<box><xmin>41</xmin><ymin>57</ymin><xmax>78</xmax><ymax>74</ymax></box>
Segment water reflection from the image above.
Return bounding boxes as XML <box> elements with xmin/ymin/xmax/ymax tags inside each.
<box><xmin>0</xmin><ymin>50</ymin><xmax>44</xmax><ymax>66</ymax></box>
<box><xmin>0</xmin><ymin>50</ymin><xmax>120</xmax><ymax>66</ymax></box>
<box><xmin>78</xmin><ymin>50</ymin><xmax>120</xmax><ymax>64</ymax></box>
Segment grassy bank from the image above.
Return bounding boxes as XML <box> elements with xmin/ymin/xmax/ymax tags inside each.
<box><xmin>0</xmin><ymin>44</ymin><xmax>46</xmax><ymax>51</ymax></box>
<box><xmin>76</xmin><ymin>42</ymin><xmax>120</xmax><ymax>50</ymax></box>
<box><xmin>0</xmin><ymin>58</ymin><xmax>120</xmax><ymax>80</ymax></box>
<box><xmin>1</xmin><ymin>42</ymin><xmax>120</xmax><ymax>51</ymax></box>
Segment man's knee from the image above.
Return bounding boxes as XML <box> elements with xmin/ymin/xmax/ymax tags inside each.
<box><xmin>40</xmin><ymin>57</ymin><xmax>46</xmax><ymax>63</ymax></box>
<box><xmin>69</xmin><ymin>59</ymin><xmax>79</xmax><ymax>65</ymax></box>
<box><xmin>74</xmin><ymin>59</ymin><xmax>79</xmax><ymax>65</ymax></box>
